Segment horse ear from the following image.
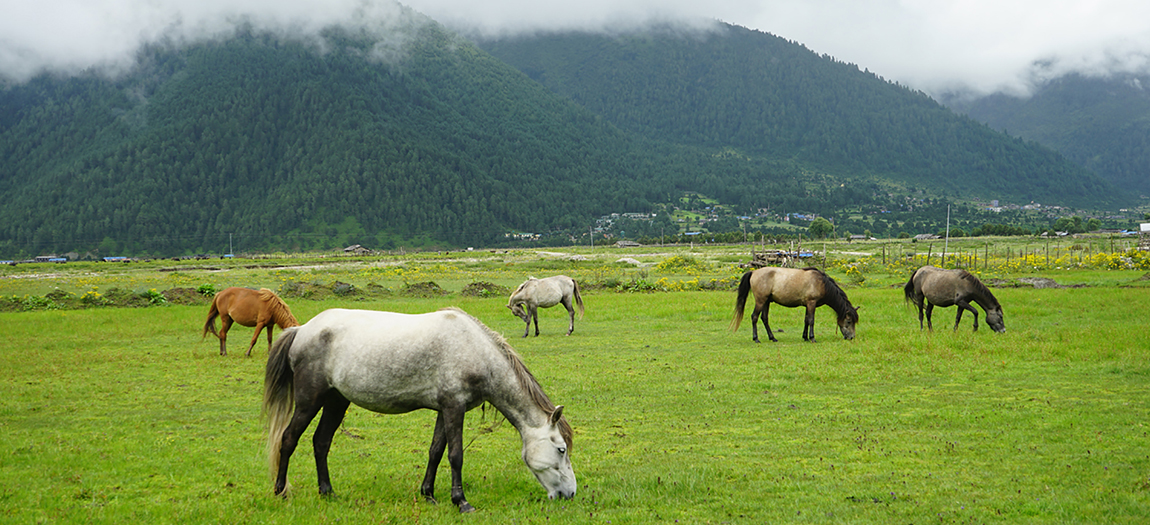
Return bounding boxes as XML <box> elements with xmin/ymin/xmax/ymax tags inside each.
<box><xmin>550</xmin><ymin>405</ymin><xmax>565</xmax><ymax>426</ymax></box>
<box><xmin>854</xmin><ymin>305</ymin><xmax>862</xmax><ymax>311</ymax></box>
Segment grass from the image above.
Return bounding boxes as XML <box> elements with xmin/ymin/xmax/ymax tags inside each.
<box><xmin>1</xmin><ymin>247</ymin><xmax>1149</xmax><ymax>523</ymax></box>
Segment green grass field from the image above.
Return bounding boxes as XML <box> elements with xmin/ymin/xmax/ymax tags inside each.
<box><xmin>2</xmin><ymin>246</ymin><xmax>1148</xmax><ymax>523</ymax></box>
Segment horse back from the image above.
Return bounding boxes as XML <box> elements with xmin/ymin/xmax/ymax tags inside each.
<box><xmin>293</xmin><ymin>309</ymin><xmax>505</xmax><ymax>414</ymax></box>
<box><xmin>914</xmin><ymin>266</ymin><xmax>971</xmax><ymax>307</ymax></box>
<box><xmin>750</xmin><ymin>267</ymin><xmax>822</xmax><ymax>306</ymax></box>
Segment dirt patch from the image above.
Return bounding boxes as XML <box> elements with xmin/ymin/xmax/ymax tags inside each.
<box><xmin>460</xmin><ymin>281</ymin><xmax>510</xmax><ymax>298</ymax></box>
<box><xmin>162</xmin><ymin>287</ymin><xmax>211</xmax><ymax>306</ymax></box>
<box><xmin>401</xmin><ymin>281</ymin><xmax>448</xmax><ymax>297</ymax></box>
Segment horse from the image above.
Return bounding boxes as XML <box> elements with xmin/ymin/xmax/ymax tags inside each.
<box><xmin>507</xmin><ymin>275</ymin><xmax>584</xmax><ymax>337</ymax></box>
<box><xmin>202</xmin><ymin>287</ymin><xmax>299</xmax><ymax>356</ymax></box>
<box><xmin>731</xmin><ymin>267</ymin><xmax>860</xmax><ymax>343</ymax></box>
<box><xmin>903</xmin><ymin>266</ymin><xmax>1005</xmax><ymax>333</ymax></box>
<box><xmin>263</xmin><ymin>307</ymin><xmax>576</xmax><ymax>513</ymax></box>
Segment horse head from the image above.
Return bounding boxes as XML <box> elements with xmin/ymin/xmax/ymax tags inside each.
<box><xmin>520</xmin><ymin>406</ymin><xmax>576</xmax><ymax>500</ymax></box>
<box><xmin>837</xmin><ymin>305</ymin><xmax>861</xmax><ymax>340</ymax></box>
<box><xmin>985</xmin><ymin>306</ymin><xmax>1006</xmax><ymax>333</ymax></box>
<box><xmin>507</xmin><ymin>302</ymin><xmax>529</xmax><ymax>323</ymax></box>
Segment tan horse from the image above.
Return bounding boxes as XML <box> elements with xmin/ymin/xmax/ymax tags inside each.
<box><xmin>731</xmin><ymin>267</ymin><xmax>860</xmax><ymax>343</ymax></box>
<box><xmin>202</xmin><ymin>287</ymin><xmax>299</xmax><ymax>356</ymax></box>
<box><xmin>903</xmin><ymin>266</ymin><xmax>1005</xmax><ymax>332</ymax></box>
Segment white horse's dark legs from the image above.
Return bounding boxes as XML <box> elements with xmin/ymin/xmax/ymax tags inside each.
<box><xmin>274</xmin><ymin>402</ymin><xmax>323</xmax><ymax>495</ymax></box>
<box><xmin>562</xmin><ymin>298</ymin><xmax>575</xmax><ymax>335</ymax></box>
<box><xmin>530</xmin><ymin>306</ymin><xmax>540</xmax><ymax>337</ymax></box>
<box><xmin>443</xmin><ymin>406</ymin><xmax>473</xmax><ymax>512</ymax></box>
<box><xmin>925</xmin><ymin>303</ymin><xmax>935</xmax><ymax>331</ymax></box>
<box><xmin>421</xmin><ymin>412</ymin><xmax>448</xmax><ymax>504</ymax></box>
<box><xmin>313</xmin><ymin>392</ymin><xmax>351</xmax><ymax>495</ymax></box>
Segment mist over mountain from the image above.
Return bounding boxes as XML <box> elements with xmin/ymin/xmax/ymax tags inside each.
<box><xmin>0</xmin><ymin>14</ymin><xmax>1125</xmax><ymax>258</ymax></box>
<box><xmin>941</xmin><ymin>73</ymin><xmax>1150</xmax><ymax>198</ymax></box>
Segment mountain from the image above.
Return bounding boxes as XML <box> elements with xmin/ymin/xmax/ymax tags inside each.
<box><xmin>0</xmin><ymin>19</ymin><xmax>1121</xmax><ymax>257</ymax></box>
<box><xmin>477</xmin><ymin>24</ymin><xmax>1118</xmax><ymax>206</ymax></box>
<box><xmin>940</xmin><ymin>73</ymin><xmax>1150</xmax><ymax>198</ymax></box>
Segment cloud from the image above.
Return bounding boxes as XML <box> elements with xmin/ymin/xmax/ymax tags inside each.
<box><xmin>3</xmin><ymin>0</ymin><xmax>1150</xmax><ymax>96</ymax></box>
<box><xmin>0</xmin><ymin>0</ymin><xmax>416</xmax><ymax>82</ymax></box>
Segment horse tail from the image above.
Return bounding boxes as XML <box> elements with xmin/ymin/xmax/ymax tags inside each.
<box><xmin>903</xmin><ymin>268</ymin><xmax>921</xmax><ymax>306</ymax></box>
<box><xmin>571</xmin><ymin>278</ymin><xmax>585</xmax><ymax>319</ymax></box>
<box><xmin>730</xmin><ymin>270</ymin><xmax>754</xmax><ymax>332</ymax></box>
<box><xmin>202</xmin><ymin>299</ymin><xmax>221</xmax><ymax>339</ymax></box>
<box><xmin>264</xmin><ymin>327</ymin><xmax>298</xmax><ymax>483</ymax></box>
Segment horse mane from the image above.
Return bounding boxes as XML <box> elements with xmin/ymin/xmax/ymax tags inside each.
<box><xmin>803</xmin><ymin>267</ymin><xmax>857</xmax><ymax>322</ymax></box>
<box><xmin>957</xmin><ymin>270</ymin><xmax>1000</xmax><ymax>309</ymax></box>
<box><xmin>439</xmin><ymin>307</ymin><xmax>574</xmax><ymax>449</ymax></box>
<box><xmin>259</xmin><ymin>288</ymin><xmax>300</xmax><ymax>328</ymax></box>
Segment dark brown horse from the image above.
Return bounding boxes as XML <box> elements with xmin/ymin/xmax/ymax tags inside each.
<box><xmin>731</xmin><ymin>267</ymin><xmax>860</xmax><ymax>343</ymax></box>
<box><xmin>903</xmin><ymin>266</ymin><xmax>1005</xmax><ymax>333</ymax></box>
<box><xmin>203</xmin><ymin>287</ymin><xmax>299</xmax><ymax>356</ymax></box>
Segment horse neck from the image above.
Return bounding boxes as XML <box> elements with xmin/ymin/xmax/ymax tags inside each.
<box><xmin>270</xmin><ymin>302</ymin><xmax>299</xmax><ymax>328</ymax></box>
<box><xmin>820</xmin><ymin>281</ymin><xmax>853</xmax><ymax>317</ymax></box>
<box><xmin>486</xmin><ymin>371</ymin><xmax>553</xmax><ymax>438</ymax></box>
<box><xmin>969</xmin><ymin>287</ymin><xmax>1000</xmax><ymax>311</ymax></box>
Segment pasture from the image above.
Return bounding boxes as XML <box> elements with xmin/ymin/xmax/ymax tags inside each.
<box><xmin>2</xmin><ymin>246</ymin><xmax>1148</xmax><ymax>523</ymax></box>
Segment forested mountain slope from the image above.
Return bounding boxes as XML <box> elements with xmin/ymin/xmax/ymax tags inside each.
<box><xmin>942</xmin><ymin>73</ymin><xmax>1150</xmax><ymax>197</ymax></box>
<box><xmin>477</xmin><ymin>24</ymin><xmax>1118</xmax><ymax>206</ymax></box>
<box><xmin>0</xmin><ymin>22</ymin><xmax>795</xmax><ymax>256</ymax></box>
<box><xmin>0</xmin><ymin>19</ymin><xmax>1122</xmax><ymax>257</ymax></box>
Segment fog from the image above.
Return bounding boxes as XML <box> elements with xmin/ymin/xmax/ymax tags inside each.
<box><xmin>4</xmin><ymin>0</ymin><xmax>1149</xmax><ymax>96</ymax></box>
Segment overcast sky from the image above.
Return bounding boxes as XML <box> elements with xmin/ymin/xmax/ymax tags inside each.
<box><xmin>3</xmin><ymin>0</ymin><xmax>1149</xmax><ymax>97</ymax></box>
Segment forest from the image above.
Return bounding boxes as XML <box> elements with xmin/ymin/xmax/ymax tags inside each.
<box><xmin>0</xmin><ymin>20</ymin><xmax>1124</xmax><ymax>258</ymax></box>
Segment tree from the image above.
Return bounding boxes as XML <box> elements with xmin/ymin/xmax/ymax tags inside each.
<box><xmin>809</xmin><ymin>217</ymin><xmax>834</xmax><ymax>239</ymax></box>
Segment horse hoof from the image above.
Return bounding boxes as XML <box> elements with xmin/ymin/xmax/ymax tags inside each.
<box><xmin>424</xmin><ymin>495</ymin><xmax>438</xmax><ymax>505</ymax></box>
<box><xmin>458</xmin><ymin>502</ymin><xmax>476</xmax><ymax>513</ymax></box>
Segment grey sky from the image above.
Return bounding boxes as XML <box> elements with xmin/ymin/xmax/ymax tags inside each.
<box><xmin>2</xmin><ymin>0</ymin><xmax>1148</xmax><ymax>96</ymax></box>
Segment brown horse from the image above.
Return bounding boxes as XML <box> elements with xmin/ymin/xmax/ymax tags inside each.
<box><xmin>903</xmin><ymin>266</ymin><xmax>1005</xmax><ymax>333</ymax></box>
<box><xmin>203</xmin><ymin>287</ymin><xmax>299</xmax><ymax>356</ymax></box>
<box><xmin>731</xmin><ymin>267</ymin><xmax>860</xmax><ymax>343</ymax></box>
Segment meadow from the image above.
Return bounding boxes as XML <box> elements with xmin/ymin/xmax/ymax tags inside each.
<box><xmin>2</xmin><ymin>241</ymin><xmax>1148</xmax><ymax>523</ymax></box>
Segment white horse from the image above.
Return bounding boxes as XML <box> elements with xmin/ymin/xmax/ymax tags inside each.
<box><xmin>263</xmin><ymin>307</ymin><xmax>576</xmax><ymax>513</ymax></box>
<box><xmin>506</xmin><ymin>275</ymin><xmax>585</xmax><ymax>337</ymax></box>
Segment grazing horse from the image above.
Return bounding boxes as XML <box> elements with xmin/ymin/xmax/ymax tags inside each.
<box><xmin>903</xmin><ymin>266</ymin><xmax>1005</xmax><ymax>333</ymax></box>
<box><xmin>507</xmin><ymin>275</ymin><xmax>584</xmax><ymax>337</ymax></box>
<box><xmin>203</xmin><ymin>287</ymin><xmax>299</xmax><ymax>356</ymax></box>
<box><xmin>731</xmin><ymin>267</ymin><xmax>860</xmax><ymax>343</ymax></box>
<box><xmin>263</xmin><ymin>307</ymin><xmax>576</xmax><ymax>513</ymax></box>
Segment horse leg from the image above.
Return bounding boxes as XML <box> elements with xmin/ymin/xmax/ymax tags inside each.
<box><xmin>563</xmin><ymin>297</ymin><xmax>576</xmax><ymax>336</ymax></box>
<box><xmin>531</xmin><ymin>305</ymin><xmax>540</xmax><ymax>337</ymax></box>
<box><xmin>246</xmin><ymin>322</ymin><xmax>266</xmax><ymax>357</ymax></box>
<box><xmin>274</xmin><ymin>398</ymin><xmax>324</xmax><ymax>495</ymax></box>
<box><xmin>313</xmin><ymin>391</ymin><xmax>351</xmax><ymax>495</ymax></box>
<box><xmin>749</xmin><ymin>305</ymin><xmax>762</xmax><ymax>343</ymax></box>
<box><xmin>761</xmin><ymin>302</ymin><xmax>778</xmax><ymax>342</ymax></box>
<box><xmin>803</xmin><ymin>302</ymin><xmax>816</xmax><ymax>343</ymax></box>
<box><xmin>443</xmin><ymin>405</ymin><xmax>475</xmax><ymax>512</ymax></box>
<box><xmin>925</xmin><ymin>304</ymin><xmax>935</xmax><ymax>331</ymax></box>
<box><xmin>916</xmin><ymin>302</ymin><xmax>925</xmax><ymax>330</ymax></box>
<box><xmin>219</xmin><ymin>315</ymin><xmax>233</xmax><ymax>356</ymax></box>
<box><xmin>955</xmin><ymin>300</ymin><xmax>978</xmax><ymax>331</ymax></box>
<box><xmin>420</xmin><ymin>412</ymin><xmax>449</xmax><ymax>505</ymax></box>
